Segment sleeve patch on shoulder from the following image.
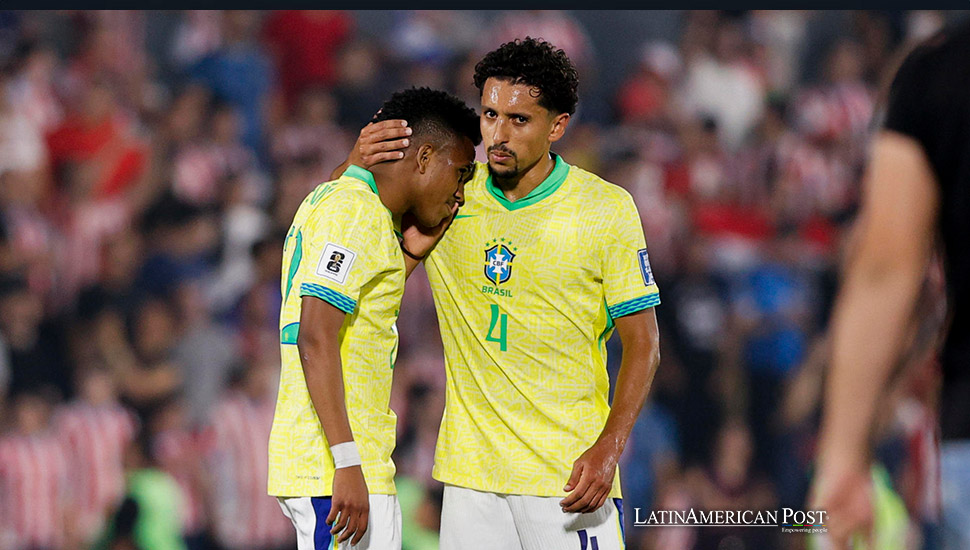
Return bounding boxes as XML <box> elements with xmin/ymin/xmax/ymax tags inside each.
<box><xmin>316</xmin><ymin>243</ymin><xmax>357</xmax><ymax>284</ymax></box>
<box><xmin>638</xmin><ymin>248</ymin><xmax>655</xmax><ymax>286</ymax></box>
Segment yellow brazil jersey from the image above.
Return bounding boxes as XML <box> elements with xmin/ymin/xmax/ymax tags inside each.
<box><xmin>268</xmin><ymin>165</ymin><xmax>404</xmax><ymax>497</ymax></box>
<box><xmin>426</xmin><ymin>153</ymin><xmax>660</xmax><ymax>498</ymax></box>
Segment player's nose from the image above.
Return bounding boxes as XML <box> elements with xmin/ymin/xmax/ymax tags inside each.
<box><xmin>491</xmin><ymin>118</ymin><xmax>509</xmax><ymax>144</ymax></box>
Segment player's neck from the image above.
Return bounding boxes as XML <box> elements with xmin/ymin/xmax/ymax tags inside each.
<box><xmin>370</xmin><ymin>167</ymin><xmax>408</xmax><ymax>221</ymax></box>
<box><xmin>493</xmin><ymin>152</ymin><xmax>555</xmax><ymax>202</ymax></box>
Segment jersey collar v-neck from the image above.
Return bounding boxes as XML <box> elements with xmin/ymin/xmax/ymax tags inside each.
<box><xmin>343</xmin><ymin>165</ymin><xmax>403</xmax><ymax>238</ymax></box>
<box><xmin>485</xmin><ymin>153</ymin><xmax>570</xmax><ymax>211</ymax></box>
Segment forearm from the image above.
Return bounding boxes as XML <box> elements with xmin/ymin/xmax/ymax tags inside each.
<box><xmin>304</xmin><ymin>326</ymin><xmax>371</xmax><ymax>545</ymax></box>
<box><xmin>559</xmin><ymin>316</ymin><xmax>660</xmax><ymax>512</ymax></box>
<box><xmin>404</xmin><ymin>254</ymin><xmax>422</xmax><ymax>279</ymax></box>
<box><xmin>299</xmin><ymin>339</ymin><xmax>355</xmax><ymax>446</ymax></box>
<box><xmin>598</xmin><ymin>338</ymin><xmax>660</xmax><ymax>450</ymax></box>
<box><xmin>819</xmin><ymin>260</ymin><xmax>925</xmax><ymax>465</ymax></box>
<box><xmin>820</xmin><ymin>133</ymin><xmax>938</xmax><ymax>466</ymax></box>
<box><xmin>122</xmin><ymin>367</ymin><xmax>181</xmax><ymax>402</ymax></box>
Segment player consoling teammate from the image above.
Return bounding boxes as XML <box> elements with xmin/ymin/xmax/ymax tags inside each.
<box><xmin>268</xmin><ymin>88</ymin><xmax>478</xmax><ymax>549</ymax></box>
<box><xmin>343</xmin><ymin>37</ymin><xmax>662</xmax><ymax>550</ymax></box>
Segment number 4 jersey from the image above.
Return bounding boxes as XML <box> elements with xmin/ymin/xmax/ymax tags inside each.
<box><xmin>426</xmin><ymin>154</ymin><xmax>660</xmax><ymax>498</ymax></box>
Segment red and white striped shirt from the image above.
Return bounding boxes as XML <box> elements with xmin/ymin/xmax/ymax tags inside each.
<box><xmin>775</xmin><ymin>134</ymin><xmax>859</xmax><ymax>219</ymax></box>
<box><xmin>794</xmin><ymin>82</ymin><xmax>874</xmax><ymax>143</ymax></box>
<box><xmin>488</xmin><ymin>11</ymin><xmax>592</xmax><ymax>68</ymax></box>
<box><xmin>155</xmin><ymin>427</ymin><xmax>211</xmax><ymax>535</ymax></box>
<box><xmin>60</xmin><ymin>199</ymin><xmax>132</xmax><ymax>306</ymax></box>
<box><xmin>207</xmin><ymin>392</ymin><xmax>293</xmax><ymax>549</ymax></box>
<box><xmin>0</xmin><ymin>432</ymin><xmax>70</xmax><ymax>550</ymax></box>
<box><xmin>54</xmin><ymin>402</ymin><xmax>137</xmax><ymax>541</ymax></box>
<box><xmin>173</xmin><ymin>143</ymin><xmax>257</xmax><ymax>206</ymax></box>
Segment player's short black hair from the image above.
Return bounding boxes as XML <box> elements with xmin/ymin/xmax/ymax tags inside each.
<box><xmin>474</xmin><ymin>37</ymin><xmax>579</xmax><ymax>115</ymax></box>
<box><xmin>373</xmin><ymin>87</ymin><xmax>481</xmax><ymax>149</ymax></box>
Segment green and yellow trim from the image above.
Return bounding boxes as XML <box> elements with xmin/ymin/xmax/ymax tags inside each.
<box><xmin>607</xmin><ymin>293</ymin><xmax>661</xmax><ymax>319</ymax></box>
<box><xmin>486</xmin><ymin>153</ymin><xmax>569</xmax><ymax>211</ymax></box>
<box><xmin>280</xmin><ymin>322</ymin><xmax>300</xmax><ymax>345</ymax></box>
<box><xmin>300</xmin><ymin>283</ymin><xmax>356</xmax><ymax>314</ymax></box>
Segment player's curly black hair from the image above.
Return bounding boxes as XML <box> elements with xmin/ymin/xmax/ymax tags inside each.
<box><xmin>473</xmin><ymin>37</ymin><xmax>579</xmax><ymax>115</ymax></box>
<box><xmin>373</xmin><ymin>87</ymin><xmax>481</xmax><ymax>148</ymax></box>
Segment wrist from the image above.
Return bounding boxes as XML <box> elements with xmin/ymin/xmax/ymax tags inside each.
<box><xmin>596</xmin><ymin>428</ymin><xmax>626</xmax><ymax>451</ymax></box>
<box><xmin>817</xmin><ymin>430</ymin><xmax>869</xmax><ymax>468</ymax></box>
<box><xmin>401</xmin><ymin>244</ymin><xmax>426</xmax><ymax>261</ymax></box>
<box><xmin>817</xmin><ymin>447</ymin><xmax>868</xmax><ymax>473</ymax></box>
<box><xmin>330</xmin><ymin>441</ymin><xmax>362</xmax><ymax>469</ymax></box>
<box><xmin>595</xmin><ymin>437</ymin><xmax>625</xmax><ymax>466</ymax></box>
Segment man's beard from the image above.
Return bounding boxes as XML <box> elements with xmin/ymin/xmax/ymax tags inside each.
<box><xmin>487</xmin><ymin>161</ymin><xmax>519</xmax><ymax>180</ymax></box>
<box><xmin>487</xmin><ymin>147</ymin><xmax>519</xmax><ymax>182</ymax></box>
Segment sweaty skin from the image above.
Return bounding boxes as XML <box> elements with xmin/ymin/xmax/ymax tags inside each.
<box><xmin>480</xmin><ymin>78</ymin><xmax>567</xmax><ymax>199</ymax></box>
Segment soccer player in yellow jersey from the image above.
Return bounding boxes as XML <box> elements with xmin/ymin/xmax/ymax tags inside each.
<box><xmin>269</xmin><ymin>88</ymin><xmax>479</xmax><ymax>550</ymax></box>
<box><xmin>341</xmin><ymin>39</ymin><xmax>661</xmax><ymax>550</ymax></box>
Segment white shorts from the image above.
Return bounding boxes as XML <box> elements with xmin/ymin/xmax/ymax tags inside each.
<box><xmin>439</xmin><ymin>485</ymin><xmax>626</xmax><ymax>550</ymax></box>
<box><xmin>277</xmin><ymin>494</ymin><xmax>401</xmax><ymax>550</ymax></box>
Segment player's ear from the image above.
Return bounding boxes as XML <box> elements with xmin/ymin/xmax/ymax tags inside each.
<box><xmin>548</xmin><ymin>113</ymin><xmax>570</xmax><ymax>143</ymax></box>
<box><xmin>416</xmin><ymin>143</ymin><xmax>434</xmax><ymax>174</ymax></box>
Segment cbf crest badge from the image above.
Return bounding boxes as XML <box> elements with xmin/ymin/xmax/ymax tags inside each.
<box><xmin>484</xmin><ymin>238</ymin><xmax>517</xmax><ymax>285</ymax></box>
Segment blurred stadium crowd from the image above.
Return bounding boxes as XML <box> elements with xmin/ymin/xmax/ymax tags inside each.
<box><xmin>0</xmin><ymin>9</ymin><xmax>965</xmax><ymax>550</ymax></box>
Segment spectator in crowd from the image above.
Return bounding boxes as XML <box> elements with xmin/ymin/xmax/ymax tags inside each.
<box><xmin>171</xmin><ymin>101</ymin><xmax>261</xmax><ymax>208</ymax></box>
<box><xmin>686</xmin><ymin>419</ymin><xmax>778</xmax><ymax>549</ymax></box>
<box><xmin>650</xmin><ymin>237</ymin><xmax>726</xmax><ymax>467</ymax></box>
<box><xmin>0</xmin><ymin>276</ymin><xmax>71</xmax><ymax>400</ymax></box>
<box><xmin>207</xmin><ymin>355</ymin><xmax>292</xmax><ymax>550</ymax></box>
<box><xmin>619</xmin><ymin>400</ymin><xmax>681</xmax><ymax>537</ymax></box>
<box><xmin>92</xmin><ymin>297</ymin><xmax>182</xmax><ymax>419</ymax></box>
<box><xmin>0</xmin><ymin>389</ymin><xmax>72</xmax><ymax>550</ymax></box>
<box><xmin>46</xmin><ymin>79</ymin><xmax>148</xmax><ymax>202</ymax></box>
<box><xmin>170</xmin><ymin>273</ymin><xmax>241</xmax><ymax>426</ymax></box>
<box><xmin>153</xmin><ymin>397</ymin><xmax>215</xmax><ymax>550</ymax></box>
<box><xmin>394</xmin><ymin>383</ymin><xmax>445</xmax><ymax>485</ymax></box>
<box><xmin>333</xmin><ymin>40</ymin><xmax>391</xmax><ymax>128</ymax></box>
<box><xmin>94</xmin><ymin>431</ymin><xmax>187</xmax><ymax>550</ymax></box>
<box><xmin>396</xmin><ymin>476</ymin><xmax>444</xmax><ymax>550</ymax></box>
<box><xmin>269</xmin><ymin>87</ymin><xmax>353</xmax><ymax>176</ymax></box>
<box><xmin>616</xmin><ymin>41</ymin><xmax>682</xmax><ymax>127</ymax></box>
<box><xmin>263</xmin><ymin>10</ymin><xmax>354</xmax><ymax>107</ymax></box>
<box><xmin>487</xmin><ymin>10</ymin><xmax>593</xmax><ymax>77</ymax></box>
<box><xmin>189</xmin><ymin>11</ymin><xmax>273</xmax><ymax>153</ymax></box>
<box><xmin>681</xmin><ymin>16</ymin><xmax>766</xmax><ymax>150</ymax></box>
<box><xmin>54</xmin><ymin>366</ymin><xmax>138</xmax><ymax>546</ymax></box>
<box><xmin>728</xmin><ymin>228</ymin><xmax>815</xmax><ymax>475</ymax></box>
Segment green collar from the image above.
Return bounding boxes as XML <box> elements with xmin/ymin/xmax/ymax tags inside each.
<box><xmin>486</xmin><ymin>153</ymin><xmax>570</xmax><ymax>211</ymax></box>
<box><xmin>343</xmin><ymin>165</ymin><xmax>379</xmax><ymax>196</ymax></box>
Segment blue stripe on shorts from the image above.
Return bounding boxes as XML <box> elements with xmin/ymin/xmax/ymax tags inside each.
<box><xmin>312</xmin><ymin>496</ymin><xmax>334</xmax><ymax>550</ymax></box>
<box><xmin>614</xmin><ymin>498</ymin><xmax>625</xmax><ymax>542</ymax></box>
